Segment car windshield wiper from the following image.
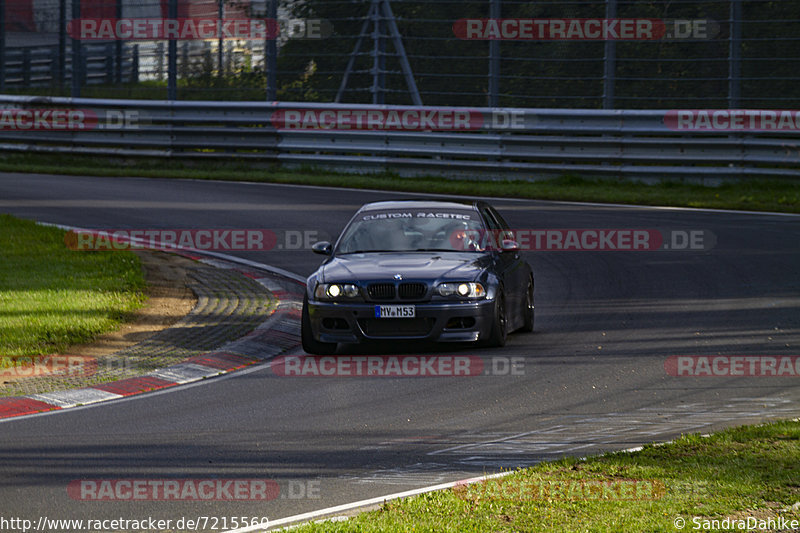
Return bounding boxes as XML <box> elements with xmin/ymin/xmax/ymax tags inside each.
<box><xmin>340</xmin><ymin>248</ymin><xmax>473</xmax><ymax>254</ymax></box>
<box><xmin>338</xmin><ymin>249</ymin><xmax>394</xmax><ymax>254</ymax></box>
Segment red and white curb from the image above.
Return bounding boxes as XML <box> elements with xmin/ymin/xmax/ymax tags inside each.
<box><xmin>0</xmin><ymin>223</ymin><xmax>306</xmax><ymax>421</ymax></box>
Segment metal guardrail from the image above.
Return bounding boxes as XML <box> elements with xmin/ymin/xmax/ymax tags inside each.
<box><xmin>0</xmin><ymin>95</ymin><xmax>798</xmax><ymax>181</ymax></box>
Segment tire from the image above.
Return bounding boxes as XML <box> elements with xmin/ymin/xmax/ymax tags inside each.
<box><xmin>520</xmin><ymin>276</ymin><xmax>534</xmax><ymax>333</ymax></box>
<box><xmin>483</xmin><ymin>291</ymin><xmax>508</xmax><ymax>347</ymax></box>
<box><xmin>301</xmin><ymin>295</ymin><xmax>338</xmax><ymax>355</ymax></box>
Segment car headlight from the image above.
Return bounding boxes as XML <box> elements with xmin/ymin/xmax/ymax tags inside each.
<box><xmin>315</xmin><ymin>283</ymin><xmax>360</xmax><ymax>300</ymax></box>
<box><xmin>436</xmin><ymin>282</ymin><xmax>486</xmax><ymax>299</ymax></box>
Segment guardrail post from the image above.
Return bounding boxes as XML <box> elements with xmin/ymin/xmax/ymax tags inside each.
<box><xmin>132</xmin><ymin>44</ymin><xmax>139</xmax><ymax>83</ymax></box>
<box><xmin>23</xmin><ymin>49</ymin><xmax>32</xmax><ymax>86</ymax></box>
<box><xmin>156</xmin><ymin>42</ymin><xmax>164</xmax><ymax>79</ymax></box>
<box><xmin>168</xmin><ymin>0</ymin><xmax>178</xmax><ymax>100</ymax></box>
<box><xmin>107</xmin><ymin>43</ymin><xmax>115</xmax><ymax>84</ymax></box>
<box><xmin>181</xmin><ymin>41</ymin><xmax>189</xmax><ymax>79</ymax></box>
<box><xmin>71</xmin><ymin>0</ymin><xmax>82</xmax><ymax>97</ymax></box>
<box><xmin>729</xmin><ymin>0</ymin><xmax>742</xmax><ymax>108</ymax></box>
<box><xmin>488</xmin><ymin>0</ymin><xmax>500</xmax><ymax>107</ymax></box>
<box><xmin>266</xmin><ymin>0</ymin><xmax>277</xmax><ymax>100</ymax></box>
<box><xmin>603</xmin><ymin>0</ymin><xmax>617</xmax><ymax>109</ymax></box>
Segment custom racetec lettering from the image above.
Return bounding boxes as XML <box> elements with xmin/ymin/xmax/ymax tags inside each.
<box><xmin>360</xmin><ymin>210</ymin><xmax>473</xmax><ymax>221</ymax></box>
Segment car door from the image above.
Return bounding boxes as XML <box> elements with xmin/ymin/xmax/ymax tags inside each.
<box><xmin>481</xmin><ymin>205</ymin><xmax>527</xmax><ymax>326</ymax></box>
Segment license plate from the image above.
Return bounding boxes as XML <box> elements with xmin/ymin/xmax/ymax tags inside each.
<box><xmin>375</xmin><ymin>305</ymin><xmax>415</xmax><ymax>318</ymax></box>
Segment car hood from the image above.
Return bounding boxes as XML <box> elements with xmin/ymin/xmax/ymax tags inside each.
<box><xmin>321</xmin><ymin>252</ymin><xmax>489</xmax><ymax>282</ymax></box>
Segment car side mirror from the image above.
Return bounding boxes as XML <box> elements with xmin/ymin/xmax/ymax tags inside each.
<box><xmin>500</xmin><ymin>239</ymin><xmax>520</xmax><ymax>252</ymax></box>
<box><xmin>312</xmin><ymin>241</ymin><xmax>332</xmax><ymax>255</ymax></box>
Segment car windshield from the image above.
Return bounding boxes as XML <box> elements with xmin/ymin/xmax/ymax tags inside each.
<box><xmin>336</xmin><ymin>209</ymin><xmax>486</xmax><ymax>253</ymax></box>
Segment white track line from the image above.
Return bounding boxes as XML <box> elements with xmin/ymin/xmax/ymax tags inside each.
<box><xmin>223</xmin><ymin>471</ymin><xmax>513</xmax><ymax>533</ymax></box>
<box><xmin>223</xmin><ymin>439</ymin><xmax>673</xmax><ymax>533</ymax></box>
<box><xmin>177</xmin><ymin>176</ymin><xmax>800</xmax><ymax>218</ymax></box>
<box><xmin>48</xmin><ymin>173</ymin><xmax>800</xmax><ymax>218</ymax></box>
<box><xmin>224</xmin><ymin>426</ymin><xmax>784</xmax><ymax>533</ymax></box>
<box><xmin>37</xmin><ymin>221</ymin><xmax>308</xmax><ymax>284</ymax></box>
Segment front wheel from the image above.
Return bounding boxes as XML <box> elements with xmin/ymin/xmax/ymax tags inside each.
<box><xmin>483</xmin><ymin>291</ymin><xmax>508</xmax><ymax>347</ymax></box>
<box><xmin>301</xmin><ymin>295</ymin><xmax>338</xmax><ymax>355</ymax></box>
<box><xmin>520</xmin><ymin>276</ymin><xmax>534</xmax><ymax>333</ymax></box>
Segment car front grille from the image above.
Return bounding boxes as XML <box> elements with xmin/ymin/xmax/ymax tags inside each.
<box><xmin>398</xmin><ymin>282</ymin><xmax>427</xmax><ymax>300</ymax></box>
<box><xmin>366</xmin><ymin>282</ymin><xmax>428</xmax><ymax>301</ymax></box>
<box><xmin>367</xmin><ymin>283</ymin><xmax>395</xmax><ymax>300</ymax></box>
<box><xmin>358</xmin><ymin>317</ymin><xmax>436</xmax><ymax>337</ymax></box>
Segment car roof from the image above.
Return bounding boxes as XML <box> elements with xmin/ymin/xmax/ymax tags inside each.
<box><xmin>357</xmin><ymin>199</ymin><xmax>483</xmax><ymax>212</ymax></box>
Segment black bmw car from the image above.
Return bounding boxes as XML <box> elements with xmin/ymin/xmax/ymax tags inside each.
<box><xmin>301</xmin><ymin>200</ymin><xmax>534</xmax><ymax>354</ymax></box>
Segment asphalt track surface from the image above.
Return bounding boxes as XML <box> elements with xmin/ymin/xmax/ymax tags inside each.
<box><xmin>1</xmin><ymin>173</ymin><xmax>799</xmax><ymax>529</ymax></box>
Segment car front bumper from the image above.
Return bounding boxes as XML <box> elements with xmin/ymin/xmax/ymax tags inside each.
<box><xmin>307</xmin><ymin>299</ymin><xmax>497</xmax><ymax>344</ymax></box>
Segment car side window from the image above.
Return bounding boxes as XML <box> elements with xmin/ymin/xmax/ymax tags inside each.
<box><xmin>480</xmin><ymin>207</ymin><xmax>501</xmax><ymax>231</ymax></box>
<box><xmin>482</xmin><ymin>207</ymin><xmax>514</xmax><ymax>244</ymax></box>
<box><xmin>488</xmin><ymin>207</ymin><xmax>512</xmax><ymax>231</ymax></box>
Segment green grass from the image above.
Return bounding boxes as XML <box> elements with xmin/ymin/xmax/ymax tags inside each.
<box><xmin>0</xmin><ymin>214</ymin><xmax>146</xmax><ymax>356</ymax></box>
<box><xmin>293</xmin><ymin>420</ymin><xmax>800</xmax><ymax>532</ymax></box>
<box><xmin>1</xmin><ymin>152</ymin><xmax>798</xmax><ymax>213</ymax></box>
<box><xmin>1</xmin><ymin>80</ymin><xmax>274</xmax><ymax>101</ymax></box>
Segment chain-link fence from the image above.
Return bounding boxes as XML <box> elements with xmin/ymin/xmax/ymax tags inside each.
<box><xmin>1</xmin><ymin>0</ymin><xmax>798</xmax><ymax>108</ymax></box>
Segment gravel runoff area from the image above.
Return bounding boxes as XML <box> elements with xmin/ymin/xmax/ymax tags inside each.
<box><xmin>1</xmin><ymin>255</ymin><xmax>281</xmax><ymax>398</ymax></box>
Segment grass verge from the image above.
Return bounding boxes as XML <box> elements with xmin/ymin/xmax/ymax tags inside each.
<box><xmin>0</xmin><ymin>214</ymin><xmax>146</xmax><ymax>356</ymax></box>
<box><xmin>292</xmin><ymin>420</ymin><xmax>800</xmax><ymax>532</ymax></box>
<box><xmin>1</xmin><ymin>153</ymin><xmax>799</xmax><ymax>213</ymax></box>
